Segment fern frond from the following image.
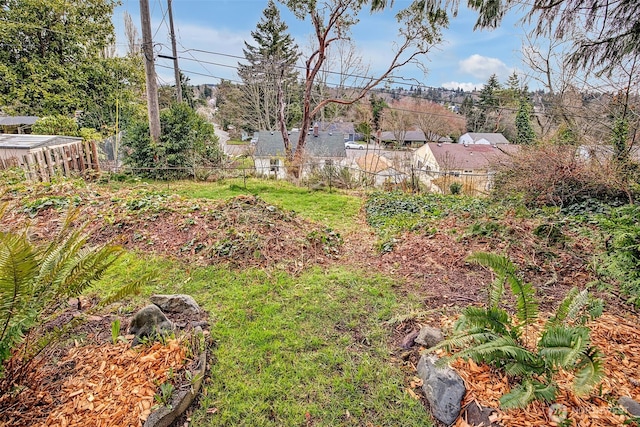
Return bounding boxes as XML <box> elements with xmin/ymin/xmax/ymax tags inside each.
<box><xmin>454</xmin><ymin>335</ymin><xmax>538</xmax><ymax>366</ymax></box>
<box><xmin>565</xmin><ymin>289</ymin><xmax>590</xmax><ymax>323</ymax></box>
<box><xmin>456</xmin><ymin>306</ymin><xmax>514</xmax><ymax>336</ymax></box>
<box><xmin>99</xmin><ymin>275</ymin><xmax>146</xmax><ymax>307</ymax></box>
<box><xmin>573</xmin><ymin>347</ymin><xmax>603</xmax><ymax>395</ymax></box>
<box><xmin>532</xmin><ymin>381</ymin><xmax>557</xmax><ymax>402</ymax></box>
<box><xmin>548</xmin><ymin>287</ymin><xmax>580</xmax><ymax>325</ymax></box>
<box><xmin>466</xmin><ymin>252</ymin><xmax>538</xmax><ymax>328</ymax></box>
<box><xmin>488</xmin><ymin>277</ymin><xmax>506</xmax><ymax>309</ymax></box>
<box><xmin>0</xmin><ymin>232</ymin><xmax>38</xmax><ymax>342</ymax></box>
<box><xmin>432</xmin><ymin>330</ymin><xmax>502</xmax><ymax>359</ymax></box>
<box><xmin>466</xmin><ymin>252</ymin><xmax>517</xmax><ymax>278</ymax></box>
<box><xmin>539</xmin><ymin>325</ymin><xmax>590</xmax><ymax>369</ymax></box>
<box><xmin>499</xmin><ymin>380</ymin><xmax>536</xmax><ymax>409</ymax></box>
<box><xmin>508</xmin><ymin>276</ymin><xmax>538</xmax><ymax>328</ymax></box>
<box><xmin>504</xmin><ymin>360</ymin><xmax>545</xmax><ymax>377</ymax></box>
<box><xmin>35</xmin><ymin>229</ymin><xmax>89</xmax><ymax>296</ymax></box>
<box><xmin>60</xmin><ymin>245</ymin><xmax>122</xmax><ymax>297</ymax></box>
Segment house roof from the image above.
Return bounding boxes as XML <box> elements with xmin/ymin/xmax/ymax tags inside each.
<box><xmin>0</xmin><ymin>134</ymin><xmax>82</xmax><ymax>150</ymax></box>
<box><xmin>315</xmin><ymin>121</ymin><xmax>355</xmax><ymax>135</ymax></box>
<box><xmin>255</xmin><ymin>130</ymin><xmax>346</xmax><ymax>158</ymax></box>
<box><xmin>0</xmin><ymin>116</ymin><xmax>38</xmax><ymax>126</ymax></box>
<box><xmin>427</xmin><ymin>143</ymin><xmax>518</xmax><ymax>170</ymax></box>
<box><xmin>356</xmin><ymin>153</ymin><xmax>394</xmax><ymax>173</ymax></box>
<box><xmin>462</xmin><ymin>132</ymin><xmax>510</xmax><ymax>145</ymax></box>
<box><xmin>379</xmin><ymin>130</ymin><xmax>451</xmax><ymax>143</ymax></box>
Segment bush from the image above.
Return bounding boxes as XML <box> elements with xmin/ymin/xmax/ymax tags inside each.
<box><xmin>596</xmin><ymin>204</ymin><xmax>640</xmax><ymax>306</ymax></box>
<box><xmin>492</xmin><ymin>144</ymin><xmax>638</xmax><ymax>208</ymax></box>
<box><xmin>433</xmin><ymin>252</ymin><xmax>603</xmax><ymax>409</ymax></box>
<box><xmin>123</xmin><ymin>102</ymin><xmax>223</xmax><ymax>179</ymax></box>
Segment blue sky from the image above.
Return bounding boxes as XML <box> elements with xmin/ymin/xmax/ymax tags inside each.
<box><xmin>113</xmin><ymin>0</ymin><xmax>530</xmax><ymax>91</ymax></box>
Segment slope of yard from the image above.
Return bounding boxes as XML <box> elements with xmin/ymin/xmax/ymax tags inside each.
<box><xmin>1</xmin><ymin>174</ymin><xmax>638</xmax><ymax>426</ymax></box>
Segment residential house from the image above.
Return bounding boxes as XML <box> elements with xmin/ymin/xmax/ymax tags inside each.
<box><xmin>378</xmin><ymin>130</ymin><xmax>451</xmax><ymax>147</ymax></box>
<box><xmin>458</xmin><ymin>132</ymin><xmax>510</xmax><ymax>145</ymax></box>
<box><xmin>253</xmin><ymin>128</ymin><xmax>346</xmax><ymax>179</ymax></box>
<box><xmin>413</xmin><ymin>142</ymin><xmax>518</xmax><ymax>195</ymax></box>
<box><xmin>315</xmin><ymin>121</ymin><xmax>358</xmax><ymax>142</ymax></box>
<box><xmin>355</xmin><ymin>153</ymin><xmax>407</xmax><ymax>187</ymax></box>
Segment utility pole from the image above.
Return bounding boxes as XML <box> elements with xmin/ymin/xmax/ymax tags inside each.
<box><xmin>167</xmin><ymin>0</ymin><xmax>182</xmax><ymax>103</ymax></box>
<box><xmin>140</xmin><ymin>0</ymin><xmax>161</xmax><ymax>144</ymax></box>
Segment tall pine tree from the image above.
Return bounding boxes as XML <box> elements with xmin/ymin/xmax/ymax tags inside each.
<box><xmin>237</xmin><ymin>0</ymin><xmax>299</xmax><ymax>132</ymax></box>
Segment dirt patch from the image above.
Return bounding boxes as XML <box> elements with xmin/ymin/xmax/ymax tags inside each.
<box><xmin>1</xmin><ymin>190</ymin><xmax>342</xmax><ymax>274</ymax></box>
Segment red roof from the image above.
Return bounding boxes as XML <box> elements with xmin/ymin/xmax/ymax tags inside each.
<box><xmin>427</xmin><ymin>143</ymin><xmax>518</xmax><ymax>170</ymax></box>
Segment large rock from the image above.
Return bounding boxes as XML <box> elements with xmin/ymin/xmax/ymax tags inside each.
<box><xmin>128</xmin><ymin>305</ymin><xmax>174</xmax><ymax>346</ymax></box>
<box><xmin>415</xmin><ymin>326</ymin><xmax>444</xmax><ymax>348</ymax></box>
<box><xmin>150</xmin><ymin>294</ymin><xmax>201</xmax><ymax>316</ymax></box>
<box><xmin>417</xmin><ymin>354</ymin><xmax>466</xmax><ymax>426</ymax></box>
<box><xmin>619</xmin><ymin>396</ymin><xmax>640</xmax><ymax>417</ymax></box>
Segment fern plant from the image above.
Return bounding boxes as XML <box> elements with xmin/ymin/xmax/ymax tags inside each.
<box><xmin>432</xmin><ymin>252</ymin><xmax>604</xmax><ymax>409</ymax></box>
<box><xmin>0</xmin><ymin>208</ymin><xmax>140</xmax><ymax>379</ymax></box>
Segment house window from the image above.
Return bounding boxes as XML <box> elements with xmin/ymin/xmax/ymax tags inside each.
<box><xmin>417</xmin><ymin>160</ymin><xmax>423</xmax><ymax>169</ymax></box>
<box><xmin>325</xmin><ymin>159</ymin><xmax>334</xmax><ymax>167</ymax></box>
<box><xmin>449</xmin><ymin>171</ymin><xmax>460</xmax><ymax>177</ymax></box>
<box><xmin>463</xmin><ymin>170</ymin><xmax>473</xmax><ymax>174</ymax></box>
<box><xmin>270</xmin><ymin>158</ymin><xmax>279</xmax><ymax>172</ymax></box>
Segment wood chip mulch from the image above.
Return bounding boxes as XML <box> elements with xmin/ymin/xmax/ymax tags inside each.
<box><xmin>449</xmin><ymin>313</ymin><xmax>640</xmax><ymax>426</ymax></box>
<box><xmin>1</xmin><ymin>339</ymin><xmax>186</xmax><ymax>427</ymax></box>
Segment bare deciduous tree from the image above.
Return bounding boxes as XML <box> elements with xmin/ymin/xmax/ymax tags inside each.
<box><xmin>280</xmin><ymin>0</ymin><xmax>447</xmax><ymax>176</ymax></box>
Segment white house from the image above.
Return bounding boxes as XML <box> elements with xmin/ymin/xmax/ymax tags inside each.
<box><xmin>458</xmin><ymin>132</ymin><xmax>510</xmax><ymax>145</ymax></box>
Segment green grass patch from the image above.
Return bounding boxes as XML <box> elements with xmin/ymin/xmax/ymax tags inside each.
<box><xmin>226</xmin><ymin>139</ymin><xmax>250</xmax><ymax>145</ymax></box>
<box><xmin>131</xmin><ymin>179</ymin><xmax>363</xmax><ymax>231</ymax></box>
<box><xmin>94</xmin><ymin>255</ymin><xmax>433</xmax><ymax>427</ymax></box>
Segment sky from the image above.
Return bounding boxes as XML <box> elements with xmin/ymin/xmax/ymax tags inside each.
<box><xmin>113</xmin><ymin>0</ymin><xmax>532</xmax><ymax>92</ymax></box>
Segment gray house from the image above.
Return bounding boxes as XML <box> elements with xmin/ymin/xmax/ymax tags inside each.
<box><xmin>254</xmin><ymin>129</ymin><xmax>347</xmax><ymax>179</ymax></box>
<box><xmin>315</xmin><ymin>121</ymin><xmax>358</xmax><ymax>141</ymax></box>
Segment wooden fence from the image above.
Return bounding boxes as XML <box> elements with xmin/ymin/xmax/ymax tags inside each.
<box><xmin>0</xmin><ymin>140</ymin><xmax>100</xmax><ymax>182</ymax></box>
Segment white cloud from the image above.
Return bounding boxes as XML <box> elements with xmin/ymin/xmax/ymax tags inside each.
<box><xmin>458</xmin><ymin>54</ymin><xmax>511</xmax><ymax>81</ymax></box>
<box><xmin>441</xmin><ymin>81</ymin><xmax>480</xmax><ymax>92</ymax></box>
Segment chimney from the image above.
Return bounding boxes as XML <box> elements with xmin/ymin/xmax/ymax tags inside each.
<box><xmin>313</xmin><ymin>123</ymin><xmax>319</xmax><ymax>137</ymax></box>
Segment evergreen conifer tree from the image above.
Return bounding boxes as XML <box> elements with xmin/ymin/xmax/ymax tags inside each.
<box><xmin>237</xmin><ymin>0</ymin><xmax>300</xmax><ymax>132</ymax></box>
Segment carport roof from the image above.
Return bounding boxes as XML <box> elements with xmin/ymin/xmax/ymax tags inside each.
<box><xmin>0</xmin><ymin>134</ymin><xmax>82</xmax><ymax>149</ymax></box>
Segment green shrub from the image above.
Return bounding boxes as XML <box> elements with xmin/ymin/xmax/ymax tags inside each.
<box><xmin>123</xmin><ymin>102</ymin><xmax>223</xmax><ymax>179</ymax></box>
<box><xmin>433</xmin><ymin>252</ymin><xmax>603</xmax><ymax>409</ymax></box>
<box><xmin>449</xmin><ymin>182</ymin><xmax>462</xmax><ymax>195</ymax></box>
<box><xmin>596</xmin><ymin>205</ymin><xmax>640</xmax><ymax>305</ymax></box>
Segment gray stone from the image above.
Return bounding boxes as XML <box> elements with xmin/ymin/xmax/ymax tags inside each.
<box><xmin>128</xmin><ymin>305</ymin><xmax>174</xmax><ymax>346</ymax></box>
<box><xmin>150</xmin><ymin>294</ymin><xmax>201</xmax><ymax>316</ymax></box>
<box><xmin>417</xmin><ymin>354</ymin><xmax>466</xmax><ymax>426</ymax></box>
<box><xmin>462</xmin><ymin>401</ymin><xmax>498</xmax><ymax>426</ymax></box>
<box><xmin>415</xmin><ymin>326</ymin><xmax>444</xmax><ymax>348</ymax></box>
<box><xmin>619</xmin><ymin>396</ymin><xmax>640</xmax><ymax>417</ymax></box>
<box><xmin>400</xmin><ymin>330</ymin><xmax>419</xmax><ymax>349</ymax></box>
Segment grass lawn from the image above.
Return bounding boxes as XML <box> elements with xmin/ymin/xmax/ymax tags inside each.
<box><xmin>96</xmin><ymin>255</ymin><xmax>433</xmax><ymax>426</ymax></box>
